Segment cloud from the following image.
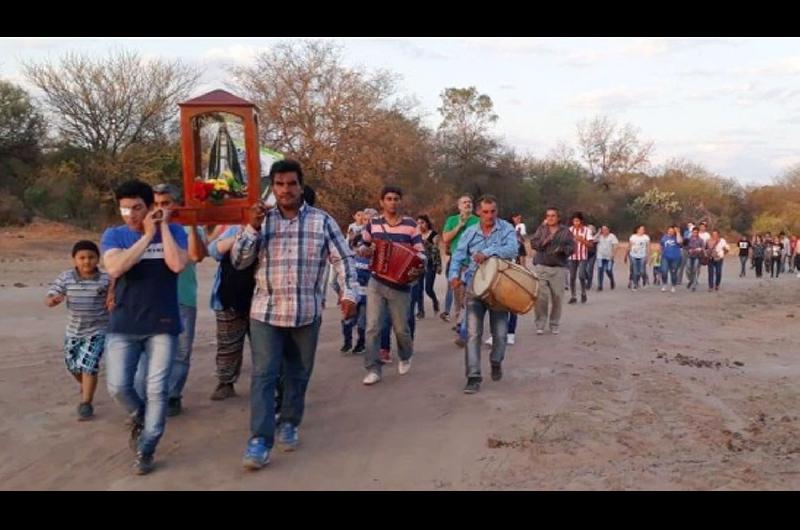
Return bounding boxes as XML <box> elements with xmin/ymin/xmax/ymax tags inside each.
<box><xmin>499</xmin><ymin>84</ymin><xmax>515</xmax><ymax>91</ymax></box>
<box><xmin>202</xmin><ymin>45</ymin><xmax>270</xmax><ymax>65</ymax></box>
<box><xmin>569</xmin><ymin>87</ymin><xmax>664</xmax><ymax>111</ymax></box>
<box><xmin>367</xmin><ymin>38</ymin><xmax>450</xmax><ymax>60</ymax></box>
<box><xmin>562</xmin><ymin>49</ymin><xmax>611</xmax><ymax>66</ymax></box>
<box><xmin>737</xmin><ymin>56</ymin><xmax>800</xmax><ymax>77</ymax></box>
<box><xmin>462</xmin><ymin>37</ymin><xmax>557</xmax><ymax>55</ymax></box>
<box><xmin>563</xmin><ymin>37</ymin><xmax>746</xmax><ymax>67</ymax></box>
<box><xmin>622</xmin><ymin>37</ymin><xmax>745</xmax><ymax>57</ymax></box>
<box><xmin>4</xmin><ymin>37</ymin><xmax>71</xmax><ymax>50</ymax></box>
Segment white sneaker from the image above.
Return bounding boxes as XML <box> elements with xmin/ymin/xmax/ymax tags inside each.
<box><xmin>398</xmin><ymin>360</ymin><xmax>411</xmax><ymax>375</ymax></box>
<box><xmin>796</xmin><ymin>273</ymin><xmax>800</xmax><ymax>278</ymax></box>
<box><xmin>661</xmin><ymin>286</ymin><xmax>667</xmax><ymax>292</ymax></box>
<box><xmin>485</xmin><ymin>336</ymin><xmax>493</xmax><ymax>346</ymax></box>
<box><xmin>551</xmin><ymin>328</ymin><xmax>560</xmax><ymax>335</ymax></box>
<box><xmin>536</xmin><ymin>329</ymin><xmax>544</xmax><ymax>335</ymax></box>
<box><xmin>671</xmin><ymin>287</ymin><xmax>676</xmax><ymax>293</ymax></box>
<box><xmin>362</xmin><ymin>372</ymin><xmax>381</xmax><ymax>385</ymax></box>
<box><xmin>507</xmin><ymin>333</ymin><xmax>516</xmax><ymax>345</ymax></box>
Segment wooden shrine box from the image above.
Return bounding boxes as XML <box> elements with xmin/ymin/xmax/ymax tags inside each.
<box><xmin>172</xmin><ymin>89</ymin><xmax>260</xmax><ymax>225</ymax></box>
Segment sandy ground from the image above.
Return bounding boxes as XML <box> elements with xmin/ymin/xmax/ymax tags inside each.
<box><xmin>1</xmin><ymin>221</ymin><xmax>800</xmax><ymax>490</ymax></box>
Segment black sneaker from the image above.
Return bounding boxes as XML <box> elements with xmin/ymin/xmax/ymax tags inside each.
<box><xmin>167</xmin><ymin>397</ymin><xmax>182</xmax><ymax>417</ymax></box>
<box><xmin>463</xmin><ymin>378</ymin><xmax>481</xmax><ymax>394</ymax></box>
<box><xmin>490</xmin><ymin>363</ymin><xmax>503</xmax><ymax>381</ymax></box>
<box><xmin>77</xmin><ymin>402</ymin><xmax>94</xmax><ymax>421</ymax></box>
<box><xmin>340</xmin><ymin>343</ymin><xmax>352</xmax><ymax>353</ymax></box>
<box><xmin>581</xmin><ymin>293</ymin><xmax>587</xmax><ymax>304</ymax></box>
<box><xmin>352</xmin><ymin>342</ymin><xmax>366</xmax><ymax>354</ymax></box>
<box><xmin>133</xmin><ymin>452</ymin><xmax>155</xmax><ymax>475</ymax></box>
<box><xmin>597</xmin><ymin>287</ymin><xmax>603</xmax><ymax>292</ymax></box>
<box><xmin>129</xmin><ymin>421</ymin><xmax>144</xmax><ymax>453</ymax></box>
<box><xmin>439</xmin><ymin>312</ymin><xmax>451</xmax><ymax>323</ymax></box>
<box><xmin>568</xmin><ymin>297</ymin><xmax>577</xmax><ymax>304</ymax></box>
<box><xmin>416</xmin><ymin>311</ymin><xmax>425</xmax><ymax>320</ymax></box>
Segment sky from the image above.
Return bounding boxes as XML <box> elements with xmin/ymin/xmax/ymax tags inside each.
<box><xmin>2</xmin><ymin>37</ymin><xmax>799</xmax><ymax>185</ymax></box>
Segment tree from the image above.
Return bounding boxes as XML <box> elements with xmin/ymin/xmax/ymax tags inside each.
<box><xmin>0</xmin><ymin>80</ymin><xmax>45</xmax><ymax>158</ymax></box>
<box><xmin>229</xmin><ymin>40</ymin><xmax>429</xmax><ymax>223</ymax></box>
<box><xmin>0</xmin><ymin>80</ymin><xmax>46</xmax><ymax>207</ymax></box>
<box><xmin>628</xmin><ymin>187</ymin><xmax>683</xmax><ymax>231</ymax></box>
<box><xmin>23</xmin><ymin>50</ymin><xmax>201</xmax><ymax>157</ymax></box>
<box><xmin>577</xmin><ymin>115</ymin><xmax>653</xmax><ymax>181</ymax></box>
<box><xmin>435</xmin><ymin>87</ymin><xmax>499</xmax><ymax>171</ymax></box>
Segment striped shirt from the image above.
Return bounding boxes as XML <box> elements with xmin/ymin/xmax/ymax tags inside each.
<box><xmin>47</xmin><ymin>269</ymin><xmax>110</xmax><ymax>338</ymax></box>
<box><xmin>569</xmin><ymin>225</ymin><xmax>594</xmax><ymax>261</ymax></box>
<box><xmin>361</xmin><ymin>215</ymin><xmax>426</xmax><ymax>291</ymax></box>
<box><xmin>231</xmin><ymin>202</ymin><xmax>358</xmax><ymax>328</ymax></box>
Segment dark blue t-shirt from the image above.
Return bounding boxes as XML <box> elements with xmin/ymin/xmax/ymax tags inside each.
<box><xmin>101</xmin><ymin>224</ymin><xmax>188</xmax><ymax>336</ymax></box>
<box><xmin>660</xmin><ymin>235</ymin><xmax>682</xmax><ymax>261</ymax></box>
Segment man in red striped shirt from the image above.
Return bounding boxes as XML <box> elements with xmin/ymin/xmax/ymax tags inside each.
<box><xmin>568</xmin><ymin>212</ymin><xmax>594</xmax><ymax>305</ymax></box>
<box><xmin>358</xmin><ymin>185</ymin><xmax>426</xmax><ymax>386</ymax></box>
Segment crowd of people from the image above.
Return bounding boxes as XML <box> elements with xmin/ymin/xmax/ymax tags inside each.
<box><xmin>43</xmin><ymin>160</ymin><xmax>794</xmax><ymax>476</ymax></box>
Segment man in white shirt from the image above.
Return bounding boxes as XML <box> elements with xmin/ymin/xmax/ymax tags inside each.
<box><xmin>698</xmin><ymin>222</ymin><xmax>711</xmax><ymax>243</ymax></box>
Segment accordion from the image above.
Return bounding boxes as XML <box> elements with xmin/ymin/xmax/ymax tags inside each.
<box><xmin>369</xmin><ymin>239</ymin><xmax>424</xmax><ymax>285</ymax></box>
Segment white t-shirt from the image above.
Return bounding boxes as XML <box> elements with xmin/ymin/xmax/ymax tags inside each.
<box><xmin>709</xmin><ymin>238</ymin><xmax>730</xmax><ymax>260</ymax></box>
<box><xmin>515</xmin><ymin>223</ymin><xmax>527</xmax><ymax>236</ymax></box>
<box><xmin>629</xmin><ymin>234</ymin><xmax>650</xmax><ymax>259</ymax></box>
<box><xmin>347</xmin><ymin>222</ymin><xmax>364</xmax><ymax>239</ymax></box>
<box><xmin>699</xmin><ymin>231</ymin><xmax>711</xmax><ymax>243</ymax></box>
<box><xmin>596</xmin><ymin>233</ymin><xmax>619</xmax><ymax>259</ymax></box>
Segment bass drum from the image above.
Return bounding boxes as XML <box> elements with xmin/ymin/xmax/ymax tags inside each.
<box><xmin>472</xmin><ymin>257</ymin><xmax>539</xmax><ymax>314</ymax></box>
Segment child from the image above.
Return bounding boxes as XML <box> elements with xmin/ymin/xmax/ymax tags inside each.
<box><xmin>333</xmin><ymin>234</ymin><xmax>370</xmax><ymax>354</ymax></box>
<box><xmin>45</xmin><ymin>240</ymin><xmax>112</xmax><ymax>420</ymax></box>
<box><xmin>651</xmin><ymin>244</ymin><xmax>663</xmax><ymax>286</ymax></box>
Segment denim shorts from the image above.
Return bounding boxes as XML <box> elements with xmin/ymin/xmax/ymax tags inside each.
<box><xmin>64</xmin><ymin>333</ymin><xmax>105</xmax><ymax>375</ymax></box>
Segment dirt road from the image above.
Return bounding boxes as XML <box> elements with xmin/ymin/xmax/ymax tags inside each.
<box><xmin>1</xmin><ymin>222</ymin><xmax>799</xmax><ymax>489</ymax></box>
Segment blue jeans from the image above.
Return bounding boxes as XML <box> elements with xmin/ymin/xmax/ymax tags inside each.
<box><xmin>708</xmin><ymin>260</ymin><xmax>723</xmax><ymax>288</ymax></box>
<box><xmin>464</xmin><ymin>295</ymin><xmax>508</xmax><ymax>380</ymax></box>
<box><xmin>508</xmin><ymin>313</ymin><xmax>518</xmax><ymax>334</ymax></box>
<box><xmin>686</xmin><ymin>257</ymin><xmax>701</xmax><ymax>288</ymax></box>
<box><xmin>677</xmin><ymin>249</ymin><xmax>688</xmax><ymax>284</ymax></box>
<box><xmin>170</xmin><ymin>304</ymin><xmax>196</xmax><ymax>399</ymax></box>
<box><xmin>413</xmin><ymin>266</ymin><xmax>439</xmax><ymax>314</ymax></box>
<box><xmin>106</xmin><ymin>333</ymin><xmax>177</xmax><ymax>456</ymax></box>
<box><xmin>585</xmin><ymin>254</ymin><xmax>597</xmax><ymax>289</ymax></box>
<box><xmin>661</xmin><ymin>257</ymin><xmax>680</xmax><ymax>286</ymax></box>
<box><xmin>631</xmin><ymin>258</ymin><xmax>646</xmax><ymax>287</ymax></box>
<box><xmin>365</xmin><ymin>279</ymin><xmax>413</xmax><ymax>373</ymax></box>
<box><xmin>411</xmin><ymin>277</ymin><xmax>424</xmax><ymax>314</ymax></box>
<box><xmin>134</xmin><ymin>304</ymin><xmax>196</xmax><ymax>401</ymax></box>
<box><xmin>597</xmin><ymin>259</ymin><xmax>614</xmax><ymax>289</ymax></box>
<box><xmin>249</xmin><ymin>317</ymin><xmax>321</xmax><ymax>447</ymax></box>
<box><xmin>342</xmin><ymin>299</ymin><xmax>366</xmax><ymax>346</ymax></box>
<box><xmin>568</xmin><ymin>259</ymin><xmax>588</xmax><ymax>297</ymax></box>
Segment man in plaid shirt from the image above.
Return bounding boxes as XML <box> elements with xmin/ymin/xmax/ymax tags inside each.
<box><xmin>231</xmin><ymin>160</ymin><xmax>358</xmax><ymax>470</ymax></box>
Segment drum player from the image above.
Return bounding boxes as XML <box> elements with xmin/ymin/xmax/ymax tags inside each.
<box><xmin>448</xmin><ymin>195</ymin><xmax>519</xmax><ymax>394</ymax></box>
<box><xmin>357</xmin><ymin>185</ymin><xmax>426</xmax><ymax>386</ymax></box>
